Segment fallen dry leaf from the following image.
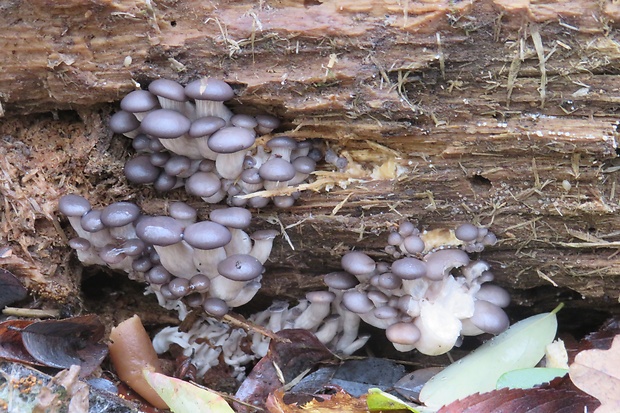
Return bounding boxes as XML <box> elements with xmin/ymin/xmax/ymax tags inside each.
<box><xmin>438</xmin><ymin>375</ymin><xmax>598</xmax><ymax>413</ymax></box>
<box><xmin>234</xmin><ymin>329</ymin><xmax>335</xmax><ymax>413</ymax></box>
<box><xmin>0</xmin><ymin>268</ymin><xmax>27</xmax><ymax>308</ymax></box>
<box><xmin>569</xmin><ymin>334</ymin><xmax>620</xmax><ymax>413</ymax></box>
<box><xmin>266</xmin><ymin>386</ymin><xmax>369</xmax><ymax>413</ymax></box>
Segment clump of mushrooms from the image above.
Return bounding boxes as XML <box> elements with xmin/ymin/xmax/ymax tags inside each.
<box><xmin>109</xmin><ymin>76</ymin><xmax>332</xmax><ymax>208</ymax></box>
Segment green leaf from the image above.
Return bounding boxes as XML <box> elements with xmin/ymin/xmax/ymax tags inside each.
<box><xmin>497</xmin><ymin>367</ymin><xmax>568</xmax><ymax>390</ymax></box>
<box><xmin>419</xmin><ymin>305</ymin><xmax>561</xmax><ymax>409</ymax></box>
<box><xmin>367</xmin><ymin>388</ymin><xmax>421</xmax><ymax>412</ymax></box>
<box><xmin>143</xmin><ymin>369</ymin><xmax>234</xmax><ymax>413</ymax></box>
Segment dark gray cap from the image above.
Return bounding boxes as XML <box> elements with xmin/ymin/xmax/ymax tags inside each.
<box><xmin>124</xmin><ymin>155</ymin><xmax>161</xmax><ymax>184</ymax></box>
<box><xmin>341</xmin><ymin>251</ymin><xmax>376</xmax><ymax>276</ymax></box>
<box><xmin>183</xmin><ymin>221</ymin><xmax>232</xmax><ymax>249</ymax></box>
<box><xmin>189</xmin><ymin>116</ymin><xmax>226</xmax><ymax>138</ymax></box>
<box><xmin>203</xmin><ymin>297</ymin><xmax>229</xmax><ymax>317</ymax></box>
<box><xmin>391</xmin><ymin>257</ymin><xmax>426</xmax><ymax>280</ymax></box>
<box><xmin>185</xmin><ymin>78</ymin><xmax>234</xmax><ymax>101</ymax></box>
<box><xmin>324</xmin><ymin>271</ymin><xmax>358</xmax><ymax>290</ymax></box>
<box><xmin>101</xmin><ymin>202</ymin><xmax>140</xmax><ymax>227</ymax></box>
<box><xmin>148</xmin><ymin>79</ymin><xmax>187</xmax><ymax>102</ymax></box>
<box><xmin>141</xmin><ymin>109</ymin><xmax>191</xmax><ymax>139</ymax></box>
<box><xmin>209</xmin><ymin>207</ymin><xmax>252</xmax><ymax>229</ymax></box>
<box><xmin>258</xmin><ymin>158</ymin><xmax>296</xmax><ymax>181</ymax></box>
<box><xmin>120</xmin><ymin>90</ymin><xmax>159</xmax><ymax>113</ymax></box>
<box><xmin>109</xmin><ymin>111</ymin><xmax>140</xmax><ymax>134</ymax></box>
<box><xmin>80</xmin><ymin>209</ymin><xmax>105</xmax><ymax>232</ymax></box>
<box><xmin>207</xmin><ymin>126</ymin><xmax>256</xmax><ymax>154</ymax></box>
<box><xmin>59</xmin><ymin>194</ymin><xmax>91</xmax><ymax>217</ymax></box>
<box><xmin>185</xmin><ymin>172</ymin><xmax>221</xmax><ymax>197</ymax></box>
<box><xmin>135</xmin><ymin>216</ymin><xmax>184</xmax><ymax>246</ymax></box>
<box><xmin>217</xmin><ymin>254</ymin><xmax>263</xmax><ymax>281</ymax></box>
<box><xmin>342</xmin><ymin>291</ymin><xmax>374</xmax><ymax>313</ymax></box>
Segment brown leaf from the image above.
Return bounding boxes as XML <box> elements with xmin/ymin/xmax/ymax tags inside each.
<box><xmin>266</xmin><ymin>386</ymin><xmax>369</xmax><ymax>413</ymax></box>
<box><xmin>21</xmin><ymin>315</ymin><xmax>107</xmax><ymax>376</ymax></box>
<box><xmin>0</xmin><ymin>319</ymin><xmax>41</xmax><ymax>366</ymax></box>
<box><xmin>0</xmin><ymin>268</ymin><xmax>28</xmax><ymax>308</ymax></box>
<box><xmin>438</xmin><ymin>376</ymin><xmax>598</xmax><ymax>413</ymax></box>
<box><xmin>570</xmin><ymin>334</ymin><xmax>620</xmax><ymax>413</ymax></box>
<box><xmin>234</xmin><ymin>329</ymin><xmax>335</xmax><ymax>413</ymax></box>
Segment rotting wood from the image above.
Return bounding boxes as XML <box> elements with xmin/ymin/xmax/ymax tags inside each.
<box><xmin>0</xmin><ymin>0</ymin><xmax>619</xmax><ymax>318</ymax></box>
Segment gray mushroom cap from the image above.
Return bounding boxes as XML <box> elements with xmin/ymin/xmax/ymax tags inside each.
<box><xmin>109</xmin><ymin>111</ymin><xmax>140</xmax><ymax>134</ymax></box>
<box><xmin>101</xmin><ymin>202</ymin><xmax>140</xmax><ymax>227</ymax></box>
<box><xmin>323</xmin><ymin>271</ymin><xmax>359</xmax><ymax>290</ymax></box>
<box><xmin>258</xmin><ymin>158</ymin><xmax>296</xmax><ymax>181</ymax></box>
<box><xmin>189</xmin><ymin>116</ymin><xmax>226</xmax><ymax>138</ymax></box>
<box><xmin>342</xmin><ymin>291</ymin><xmax>374</xmax><ymax>314</ymax></box>
<box><xmin>306</xmin><ymin>290</ymin><xmax>336</xmax><ymax>303</ymax></box>
<box><xmin>255</xmin><ymin>114</ymin><xmax>281</xmax><ymax>131</ymax></box>
<box><xmin>231</xmin><ymin>114</ymin><xmax>258</xmax><ymax>129</ymax></box>
<box><xmin>148</xmin><ymin>79</ymin><xmax>187</xmax><ymax>102</ymax></box>
<box><xmin>80</xmin><ymin>210</ymin><xmax>105</xmax><ymax>232</ymax></box>
<box><xmin>292</xmin><ymin>156</ymin><xmax>316</xmax><ymax>174</ymax></box>
<box><xmin>203</xmin><ymin>297</ymin><xmax>229</xmax><ymax>317</ymax></box>
<box><xmin>250</xmin><ymin>229</ymin><xmax>279</xmax><ymax>241</ymax></box>
<box><xmin>183</xmin><ymin>221</ymin><xmax>232</xmax><ymax>250</ymax></box>
<box><xmin>169</xmin><ymin>202</ymin><xmax>197</xmax><ymax>223</ymax></box>
<box><xmin>185</xmin><ymin>78</ymin><xmax>235</xmax><ymax>102</ymax></box>
<box><xmin>424</xmin><ymin>249</ymin><xmax>470</xmax><ymax>280</ymax></box>
<box><xmin>217</xmin><ymin>254</ymin><xmax>263</xmax><ymax>281</ymax></box>
<box><xmin>391</xmin><ymin>257</ymin><xmax>426</xmax><ymax>280</ymax></box>
<box><xmin>475</xmin><ymin>284</ymin><xmax>510</xmax><ymax>308</ymax></box>
<box><xmin>141</xmin><ymin>109</ymin><xmax>191</xmax><ymax>139</ymax></box>
<box><xmin>403</xmin><ymin>235</ymin><xmax>425</xmax><ymax>254</ymax></box>
<box><xmin>267</xmin><ymin>136</ymin><xmax>297</xmax><ymax>151</ymax></box>
<box><xmin>135</xmin><ymin>216</ymin><xmax>184</xmax><ymax>246</ymax></box>
<box><xmin>189</xmin><ymin>274</ymin><xmax>210</xmax><ymax>292</ymax></box>
<box><xmin>146</xmin><ymin>265</ymin><xmax>171</xmax><ymax>284</ymax></box>
<box><xmin>469</xmin><ymin>300</ymin><xmax>510</xmax><ymax>335</ymax></box>
<box><xmin>209</xmin><ymin>207</ymin><xmax>252</xmax><ymax>229</ymax></box>
<box><xmin>455</xmin><ymin>223</ymin><xmax>479</xmax><ymax>242</ymax></box>
<box><xmin>341</xmin><ymin>251</ymin><xmax>376</xmax><ymax>276</ymax></box>
<box><xmin>131</xmin><ymin>173</ymin><xmax>158</xmax><ymax>202</ymax></box>
<box><xmin>207</xmin><ymin>126</ymin><xmax>256</xmax><ymax>154</ymax></box>
<box><xmin>386</xmin><ymin>322</ymin><xmax>421</xmax><ymax>345</ymax></box>
<box><xmin>185</xmin><ymin>172</ymin><xmax>221</xmax><ymax>197</ymax></box>
<box><xmin>241</xmin><ymin>168</ymin><xmax>262</xmax><ymax>185</ymax></box>
<box><xmin>120</xmin><ymin>90</ymin><xmax>159</xmax><ymax>113</ymax></box>
<box><xmin>59</xmin><ymin>194</ymin><xmax>91</xmax><ymax>217</ymax></box>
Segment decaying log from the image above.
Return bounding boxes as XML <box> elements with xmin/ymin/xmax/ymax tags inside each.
<box><xmin>1</xmin><ymin>0</ymin><xmax>620</xmax><ymax>320</ymax></box>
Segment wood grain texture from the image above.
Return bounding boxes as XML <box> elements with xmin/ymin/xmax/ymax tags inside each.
<box><xmin>0</xmin><ymin>0</ymin><xmax>619</xmax><ymax>316</ymax></box>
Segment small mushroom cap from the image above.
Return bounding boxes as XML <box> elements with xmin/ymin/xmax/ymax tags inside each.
<box><xmin>292</xmin><ymin>156</ymin><xmax>316</xmax><ymax>174</ymax></box>
<box><xmin>469</xmin><ymin>300</ymin><xmax>510</xmax><ymax>335</ymax></box>
<box><xmin>455</xmin><ymin>223</ymin><xmax>479</xmax><ymax>242</ymax></box>
<box><xmin>169</xmin><ymin>202</ymin><xmax>197</xmax><ymax>222</ymax></box>
<box><xmin>132</xmin><ymin>257</ymin><xmax>153</xmax><ymax>273</ymax></box>
<box><xmin>377</xmin><ymin>272</ymin><xmax>402</xmax><ymax>290</ymax></box>
<box><xmin>475</xmin><ymin>284</ymin><xmax>510</xmax><ymax>308</ymax></box>
<box><xmin>424</xmin><ymin>249</ymin><xmax>470</xmax><ymax>280</ymax></box>
<box><xmin>258</xmin><ymin>158</ymin><xmax>296</xmax><ymax>181</ymax></box>
<box><xmin>132</xmin><ymin>134</ymin><xmax>152</xmax><ymax>151</ymax></box>
<box><xmin>386</xmin><ymin>322</ymin><xmax>421</xmax><ymax>345</ymax></box>
<box><xmin>148</xmin><ymin>79</ymin><xmax>187</xmax><ymax>102</ymax></box>
<box><xmin>185</xmin><ymin>78</ymin><xmax>235</xmax><ymax>102</ymax></box>
<box><xmin>231</xmin><ymin>114</ymin><xmax>258</xmax><ymax>129</ymax></box>
<box><xmin>250</xmin><ymin>229</ymin><xmax>279</xmax><ymax>241</ymax></box>
<box><xmin>403</xmin><ymin>235</ymin><xmax>425</xmax><ymax>254</ymax></box>
<box><xmin>146</xmin><ymin>265</ymin><xmax>172</xmax><ymax>284</ymax></box>
<box><xmin>80</xmin><ymin>209</ymin><xmax>105</xmax><ymax>232</ymax></box>
<box><xmin>168</xmin><ymin>277</ymin><xmax>190</xmax><ymax>298</ymax></box>
<box><xmin>387</xmin><ymin>231</ymin><xmax>403</xmax><ymax>246</ymax></box>
<box><xmin>273</xmin><ymin>196</ymin><xmax>295</xmax><ymax>208</ymax></box>
<box><xmin>141</xmin><ymin>109</ymin><xmax>191</xmax><ymax>139</ymax></box>
<box><xmin>391</xmin><ymin>257</ymin><xmax>427</xmax><ymax>280</ymax></box>
<box><xmin>306</xmin><ymin>290</ymin><xmax>336</xmax><ymax>303</ymax></box>
<box><xmin>185</xmin><ymin>171</ymin><xmax>221</xmax><ymax>197</ymax></box>
<box><xmin>124</xmin><ymin>155</ymin><xmax>161</xmax><ymax>184</ymax></box>
<box><xmin>135</xmin><ymin>216</ymin><xmax>184</xmax><ymax>246</ymax></box>
<box><xmin>341</xmin><ymin>251</ymin><xmax>376</xmax><ymax>276</ymax></box>
<box><xmin>59</xmin><ymin>194</ymin><xmax>91</xmax><ymax>217</ymax></box>
<box><xmin>217</xmin><ymin>254</ymin><xmax>263</xmax><ymax>281</ymax></box>
<box><xmin>374</xmin><ymin>305</ymin><xmax>399</xmax><ymax>320</ymax></box>
<box><xmin>183</xmin><ymin>221</ymin><xmax>232</xmax><ymax>249</ymax></box>
<box><xmin>255</xmin><ymin>114</ymin><xmax>281</xmax><ymax>130</ymax></box>
<box><xmin>109</xmin><ymin>110</ymin><xmax>140</xmax><ymax>134</ymax></box>
<box><xmin>189</xmin><ymin>274</ymin><xmax>210</xmax><ymax>292</ymax></box>
<box><xmin>154</xmin><ymin>172</ymin><xmax>178</xmax><ymax>192</ymax></box>
<box><xmin>267</xmin><ymin>136</ymin><xmax>297</xmax><ymax>151</ymax></box>
<box><xmin>149</xmin><ymin>152</ymin><xmax>170</xmax><ymax>167</ymax></box>
<box><xmin>101</xmin><ymin>202</ymin><xmax>140</xmax><ymax>227</ymax></box>
<box><xmin>241</xmin><ymin>168</ymin><xmax>262</xmax><ymax>185</ymax></box>
<box><xmin>189</xmin><ymin>116</ymin><xmax>226</xmax><ymax>138</ymax></box>
<box><xmin>323</xmin><ymin>271</ymin><xmax>358</xmax><ymax>290</ymax></box>
<box><xmin>398</xmin><ymin>221</ymin><xmax>417</xmax><ymax>237</ymax></box>
<box><xmin>68</xmin><ymin>237</ymin><xmax>91</xmax><ymax>251</ymax></box>
<box><xmin>342</xmin><ymin>291</ymin><xmax>374</xmax><ymax>314</ymax></box>
<box><xmin>209</xmin><ymin>207</ymin><xmax>252</xmax><ymax>229</ymax></box>
<box><xmin>120</xmin><ymin>90</ymin><xmax>159</xmax><ymax>113</ymax></box>
<box><xmin>207</xmin><ymin>126</ymin><xmax>256</xmax><ymax>153</ymax></box>
<box><xmin>164</xmin><ymin>155</ymin><xmax>191</xmax><ymax>177</ymax></box>
<box><xmin>203</xmin><ymin>297</ymin><xmax>229</xmax><ymax>317</ymax></box>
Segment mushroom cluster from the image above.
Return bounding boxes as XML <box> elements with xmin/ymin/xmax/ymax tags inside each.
<box><xmin>325</xmin><ymin>221</ymin><xmax>509</xmax><ymax>356</ymax></box>
<box><xmin>59</xmin><ymin>194</ymin><xmax>278</xmax><ymax>314</ymax></box>
<box><xmin>110</xmin><ymin>77</ymin><xmax>323</xmax><ymax>208</ymax></box>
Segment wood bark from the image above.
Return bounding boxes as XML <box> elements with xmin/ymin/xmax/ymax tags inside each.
<box><xmin>1</xmin><ymin>0</ymin><xmax>619</xmax><ymax>319</ymax></box>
